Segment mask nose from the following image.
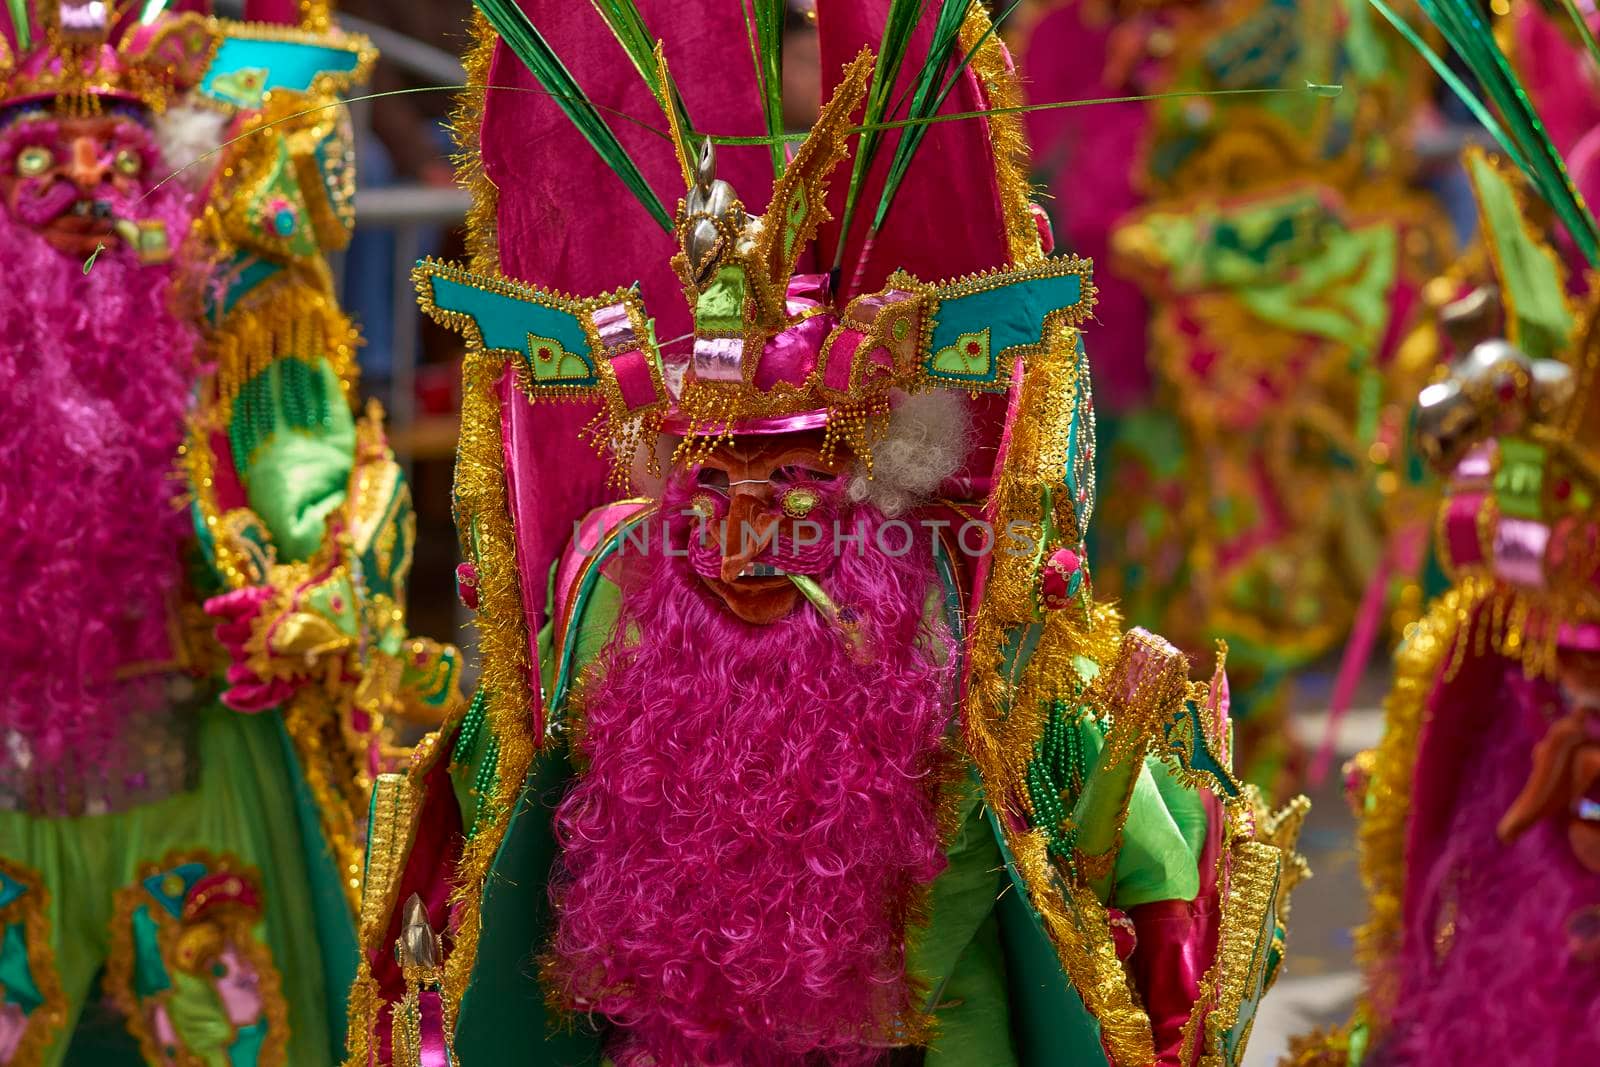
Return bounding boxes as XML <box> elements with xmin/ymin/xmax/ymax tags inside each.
<box><xmin>67</xmin><ymin>135</ymin><xmax>109</xmax><ymax>193</ymax></box>
<box><xmin>719</xmin><ymin>489</ymin><xmax>779</xmax><ymax>584</ymax></box>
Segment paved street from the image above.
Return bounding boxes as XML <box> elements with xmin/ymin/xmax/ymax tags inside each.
<box><xmin>1244</xmin><ymin>672</ymin><xmax>1388</xmax><ymax>1066</ymax></box>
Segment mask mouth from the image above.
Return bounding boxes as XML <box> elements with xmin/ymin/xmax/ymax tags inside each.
<box><xmin>737</xmin><ymin>563</ymin><xmax>788</xmax><ymax>578</ymax></box>
<box><xmin>69</xmin><ymin>199</ymin><xmax>113</xmax><ymax>219</ymax></box>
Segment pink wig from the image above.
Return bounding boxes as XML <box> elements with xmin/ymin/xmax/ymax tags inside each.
<box><xmin>0</xmin><ymin>157</ymin><xmax>202</xmax><ymax>789</ymax></box>
<box><xmin>546</xmin><ymin>479</ymin><xmax>959</xmax><ymax>1065</ymax></box>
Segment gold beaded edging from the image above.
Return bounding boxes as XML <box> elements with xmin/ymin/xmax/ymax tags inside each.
<box><xmin>962</xmin><ymin>326</ymin><xmax>1158</xmax><ymax>1065</ymax></box>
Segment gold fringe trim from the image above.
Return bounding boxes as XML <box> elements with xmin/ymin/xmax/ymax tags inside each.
<box><xmin>205</xmin><ymin>272</ymin><xmax>361</xmax><ymax>428</ymax></box>
<box><xmin>1350</xmin><ymin>583</ymin><xmax>1476</xmax><ymax>1035</ymax></box>
<box><xmin>959</xmin><ymin>6</ymin><xmax>1042</xmax><ymax>264</ymax></box>
<box><xmin>963</xmin><ymin>325</ymin><xmax>1155</xmax><ymax>1065</ymax></box>
<box><xmin>450</xmin><ymin>11</ymin><xmax>502</xmax><ymax>277</ymax></box>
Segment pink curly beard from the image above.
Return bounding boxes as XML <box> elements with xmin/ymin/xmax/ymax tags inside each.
<box><xmin>546</xmin><ymin>483</ymin><xmax>958</xmax><ymax>1066</ymax></box>
<box><xmin>0</xmin><ymin>175</ymin><xmax>202</xmax><ymax>789</ymax></box>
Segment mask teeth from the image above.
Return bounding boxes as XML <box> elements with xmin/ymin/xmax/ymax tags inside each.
<box><xmin>738</xmin><ymin>563</ymin><xmax>786</xmax><ymax>578</ymax></box>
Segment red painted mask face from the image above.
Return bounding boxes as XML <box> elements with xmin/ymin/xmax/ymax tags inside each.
<box><xmin>681</xmin><ymin>432</ymin><xmax>849</xmax><ymax>625</ymax></box>
<box><xmin>0</xmin><ymin>111</ymin><xmax>155</xmax><ymax>255</ymax></box>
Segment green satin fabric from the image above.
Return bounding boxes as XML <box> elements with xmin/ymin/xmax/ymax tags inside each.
<box><xmin>240</xmin><ymin>359</ymin><xmax>356</xmax><ymax>563</ymax></box>
<box><xmin>1069</xmin><ymin>718</ymin><xmax>1204</xmax><ymax>909</ymax></box>
<box><xmin>0</xmin><ymin>704</ymin><xmax>346</xmax><ymax>1067</ymax></box>
<box><xmin>907</xmin><ymin>779</ymin><xmax>1020</xmax><ymax>1066</ymax></box>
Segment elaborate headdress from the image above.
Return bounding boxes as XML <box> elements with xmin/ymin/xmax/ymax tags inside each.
<box><xmin>0</xmin><ymin>1</ymin><xmax>216</xmax><ymax>114</ymax></box>
<box><xmin>1414</xmin><ymin>148</ymin><xmax>1600</xmax><ymax>671</ymax></box>
<box><xmin>417</xmin><ymin>48</ymin><xmax>1095</xmax><ymax>485</ymax></box>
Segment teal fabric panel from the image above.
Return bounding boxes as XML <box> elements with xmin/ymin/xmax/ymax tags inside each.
<box><xmin>424</xmin><ymin>273</ymin><xmax>598</xmax><ymax>386</ymax></box>
<box><xmin>926</xmin><ymin>271</ymin><xmax>1083</xmax><ymax>383</ymax></box>
<box><xmin>201</xmin><ymin>37</ymin><xmax>362</xmax><ymax>104</ymax></box>
<box><xmin>0</xmin><ymin>922</ymin><xmax>43</xmax><ymax>1011</ymax></box>
<box><xmin>454</xmin><ymin>751</ymin><xmax>603</xmax><ymax>1065</ymax></box>
<box><xmin>987</xmin><ymin>811</ymin><xmax>1110</xmax><ymax>1066</ymax></box>
<box><xmin>270</xmin><ymin>718</ymin><xmax>357</xmax><ymax>1057</ymax></box>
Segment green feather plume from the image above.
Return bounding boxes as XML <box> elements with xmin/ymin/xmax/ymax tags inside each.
<box><xmin>740</xmin><ymin>0</ymin><xmax>787</xmax><ymax>178</ymax></box>
<box><xmin>832</xmin><ymin>0</ymin><xmax>931</xmax><ymax>273</ymax></box>
<box><xmin>473</xmin><ymin>0</ymin><xmax>672</xmax><ymax>231</ymax></box>
<box><xmin>6</xmin><ymin>0</ymin><xmax>29</xmax><ymax>50</ymax></box>
<box><xmin>1370</xmin><ymin>0</ymin><xmax>1600</xmax><ymax>264</ymax></box>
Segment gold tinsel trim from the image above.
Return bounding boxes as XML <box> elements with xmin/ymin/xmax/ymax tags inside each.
<box><xmin>1350</xmin><ymin>583</ymin><xmax>1476</xmax><ymax>1035</ymax></box>
<box><xmin>348</xmin><ymin>21</ymin><xmax>513</xmax><ymax>1059</ymax></box>
<box><xmin>450</xmin><ymin>10</ymin><xmax>502</xmax><ymax>276</ymax></box>
<box><xmin>437</xmin><ymin>346</ymin><xmax>539</xmax><ymax>1014</ymax></box>
<box><xmin>961</xmin><ymin>326</ymin><xmax>1155</xmax><ymax>1065</ymax></box>
<box><xmin>958</xmin><ymin>6</ymin><xmax>1042</xmax><ymax>265</ymax></box>
<box><xmin>1194</xmin><ymin>837</ymin><xmax>1283</xmax><ymax>1067</ymax></box>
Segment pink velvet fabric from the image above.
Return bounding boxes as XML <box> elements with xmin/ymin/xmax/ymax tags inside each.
<box><xmin>1376</xmin><ymin>613</ymin><xmax>1600</xmax><ymax>1064</ymax></box>
<box><xmin>241</xmin><ymin>1</ymin><xmax>300</xmax><ymax>24</ymax></box>
<box><xmin>1023</xmin><ymin>3</ymin><xmax>1154</xmax><ymax>412</ymax></box>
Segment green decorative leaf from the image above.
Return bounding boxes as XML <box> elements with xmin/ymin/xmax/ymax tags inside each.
<box><xmin>1555</xmin><ymin>0</ymin><xmax>1600</xmax><ymax>80</ymax></box>
<box><xmin>586</xmin><ymin>0</ymin><xmax>695</xmax><ymax>152</ymax></box>
<box><xmin>1377</xmin><ymin>0</ymin><xmax>1600</xmax><ymax>265</ymax></box>
<box><xmin>741</xmin><ymin>0</ymin><xmax>787</xmax><ymax>178</ymax></box>
<box><xmin>473</xmin><ymin>0</ymin><xmax>672</xmax><ymax>231</ymax></box>
<box><xmin>832</xmin><ymin>0</ymin><xmax>932</xmax><ymax>272</ymax></box>
<box><xmin>6</xmin><ymin>0</ymin><xmax>30</xmax><ymax>49</ymax></box>
<box><xmin>873</xmin><ymin>0</ymin><xmax>1030</xmax><ymax>234</ymax></box>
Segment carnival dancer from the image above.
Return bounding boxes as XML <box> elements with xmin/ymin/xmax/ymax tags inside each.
<box><xmin>0</xmin><ymin>3</ymin><xmax>461</xmax><ymax>1064</ymax></box>
<box><xmin>347</xmin><ymin>3</ymin><xmax>1307</xmax><ymax>1066</ymax></box>
<box><xmin>1285</xmin><ymin>5</ymin><xmax>1600</xmax><ymax>1057</ymax></box>
<box><xmin>1023</xmin><ymin>0</ymin><xmax>1453</xmax><ymax>790</ymax></box>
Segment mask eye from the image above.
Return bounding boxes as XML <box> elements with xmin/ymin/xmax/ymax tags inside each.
<box><xmin>779</xmin><ymin>486</ymin><xmax>820</xmax><ymax>518</ymax></box>
<box><xmin>694</xmin><ymin>467</ymin><xmax>730</xmax><ymax>496</ymax></box>
<box><xmin>15</xmin><ymin>145</ymin><xmax>52</xmax><ymax>178</ymax></box>
<box><xmin>113</xmin><ymin>147</ymin><xmax>142</xmax><ymax>178</ymax></box>
<box><xmin>688</xmin><ymin>492</ymin><xmax>721</xmax><ymax>523</ymax></box>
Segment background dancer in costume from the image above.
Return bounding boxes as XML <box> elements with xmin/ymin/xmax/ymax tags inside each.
<box><xmin>0</xmin><ymin>3</ymin><xmax>461</xmax><ymax>1064</ymax></box>
<box><xmin>1285</xmin><ymin>4</ymin><xmax>1600</xmax><ymax>1061</ymax></box>
<box><xmin>1021</xmin><ymin>0</ymin><xmax>1454</xmax><ymax>792</ymax></box>
<box><xmin>346</xmin><ymin>3</ymin><xmax>1308</xmax><ymax>1066</ymax></box>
